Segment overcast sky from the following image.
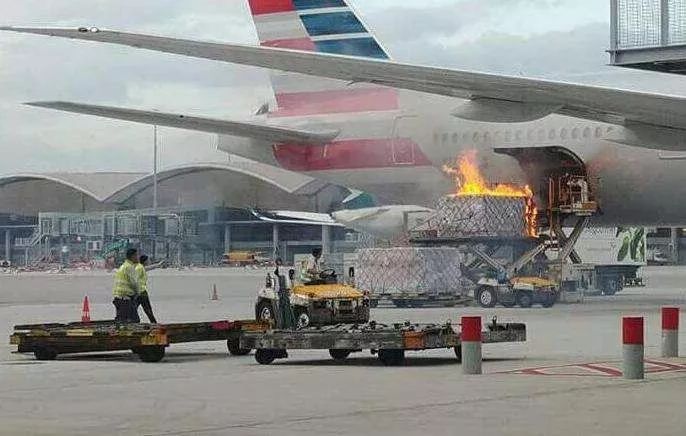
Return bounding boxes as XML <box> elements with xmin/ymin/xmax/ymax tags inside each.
<box><xmin>2</xmin><ymin>0</ymin><xmax>686</xmax><ymax>175</ymax></box>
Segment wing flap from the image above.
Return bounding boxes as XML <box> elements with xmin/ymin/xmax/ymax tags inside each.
<box><xmin>5</xmin><ymin>27</ymin><xmax>686</xmax><ymax>132</ymax></box>
<box><xmin>26</xmin><ymin>101</ymin><xmax>339</xmax><ymax>144</ymax></box>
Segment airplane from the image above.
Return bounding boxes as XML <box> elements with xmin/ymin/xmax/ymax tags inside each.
<box><xmin>4</xmin><ymin>0</ymin><xmax>686</xmax><ymax>235</ymax></box>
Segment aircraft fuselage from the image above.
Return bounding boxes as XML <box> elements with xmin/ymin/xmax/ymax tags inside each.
<box><xmin>219</xmin><ymin>90</ymin><xmax>686</xmax><ymax>226</ymax></box>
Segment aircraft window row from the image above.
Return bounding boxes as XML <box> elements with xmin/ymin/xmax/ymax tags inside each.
<box><xmin>435</xmin><ymin>126</ymin><xmax>615</xmax><ymax>145</ymax></box>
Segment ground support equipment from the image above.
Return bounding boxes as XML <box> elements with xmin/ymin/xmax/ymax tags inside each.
<box><xmin>369</xmin><ymin>291</ymin><xmax>471</xmax><ymax>308</ymax></box>
<box><xmin>10</xmin><ymin>319</ymin><xmax>268</xmax><ymax>362</ymax></box>
<box><xmin>240</xmin><ymin>319</ymin><xmax>526</xmax><ymax>365</ymax></box>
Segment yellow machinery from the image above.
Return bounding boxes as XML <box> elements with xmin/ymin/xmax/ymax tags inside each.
<box><xmin>255</xmin><ymin>272</ymin><xmax>370</xmax><ymax>328</ymax></box>
<box><xmin>222</xmin><ymin>251</ymin><xmax>269</xmax><ymax>266</ymax></box>
<box><xmin>475</xmin><ymin>275</ymin><xmax>558</xmax><ymax>308</ymax></box>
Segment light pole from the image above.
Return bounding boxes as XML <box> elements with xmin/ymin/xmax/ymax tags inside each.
<box><xmin>153</xmin><ymin>125</ymin><xmax>158</xmax><ymax>212</ymax></box>
<box><xmin>152</xmin><ymin>125</ymin><xmax>159</xmax><ymax>260</ymax></box>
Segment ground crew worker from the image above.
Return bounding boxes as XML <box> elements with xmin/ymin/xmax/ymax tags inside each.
<box><xmin>136</xmin><ymin>255</ymin><xmax>158</xmax><ymax>324</ymax></box>
<box><xmin>568</xmin><ymin>177</ymin><xmax>589</xmax><ymax>207</ymax></box>
<box><xmin>300</xmin><ymin>247</ymin><xmax>323</xmax><ymax>284</ymax></box>
<box><xmin>273</xmin><ymin>258</ymin><xmax>295</xmax><ymax>329</ymax></box>
<box><xmin>112</xmin><ymin>248</ymin><xmax>140</xmax><ymax>323</ymax></box>
<box><xmin>577</xmin><ymin>178</ymin><xmax>589</xmax><ymax>204</ymax></box>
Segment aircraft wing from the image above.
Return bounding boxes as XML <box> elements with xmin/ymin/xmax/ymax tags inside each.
<box><xmin>26</xmin><ymin>101</ymin><xmax>339</xmax><ymax>144</ymax></box>
<box><xmin>4</xmin><ymin>27</ymin><xmax>686</xmax><ymax>136</ymax></box>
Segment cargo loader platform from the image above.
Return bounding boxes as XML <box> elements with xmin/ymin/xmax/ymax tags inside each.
<box><xmin>240</xmin><ymin>318</ymin><xmax>526</xmax><ymax>365</ymax></box>
<box><xmin>10</xmin><ymin>319</ymin><xmax>269</xmax><ymax>362</ymax></box>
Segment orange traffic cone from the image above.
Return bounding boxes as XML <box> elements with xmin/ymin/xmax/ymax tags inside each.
<box><xmin>211</xmin><ymin>284</ymin><xmax>219</xmax><ymax>301</ymax></box>
<box><xmin>81</xmin><ymin>296</ymin><xmax>91</xmax><ymax>323</ymax></box>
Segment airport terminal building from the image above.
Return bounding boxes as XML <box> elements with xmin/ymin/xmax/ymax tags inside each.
<box><xmin>0</xmin><ymin>160</ymin><xmax>359</xmax><ymax>266</ymax></box>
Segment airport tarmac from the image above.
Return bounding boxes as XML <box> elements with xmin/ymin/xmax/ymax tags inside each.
<box><xmin>2</xmin><ymin>266</ymin><xmax>686</xmax><ymax>436</ymax></box>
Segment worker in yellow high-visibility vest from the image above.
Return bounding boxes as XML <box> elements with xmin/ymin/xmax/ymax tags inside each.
<box><xmin>135</xmin><ymin>255</ymin><xmax>158</xmax><ymax>324</ymax></box>
<box><xmin>112</xmin><ymin>248</ymin><xmax>141</xmax><ymax>323</ymax></box>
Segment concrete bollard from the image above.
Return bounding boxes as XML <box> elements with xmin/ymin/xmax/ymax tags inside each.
<box><xmin>622</xmin><ymin>316</ymin><xmax>644</xmax><ymax>380</ymax></box>
<box><xmin>462</xmin><ymin>316</ymin><xmax>482</xmax><ymax>375</ymax></box>
<box><xmin>662</xmin><ymin>307</ymin><xmax>679</xmax><ymax>358</ymax></box>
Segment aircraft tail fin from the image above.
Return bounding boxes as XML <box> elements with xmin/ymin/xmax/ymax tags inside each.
<box><xmin>247</xmin><ymin>0</ymin><xmax>398</xmax><ymax>117</ymax></box>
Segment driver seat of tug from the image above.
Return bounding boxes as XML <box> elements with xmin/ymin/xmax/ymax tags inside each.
<box><xmin>300</xmin><ymin>247</ymin><xmax>337</xmax><ymax>285</ymax></box>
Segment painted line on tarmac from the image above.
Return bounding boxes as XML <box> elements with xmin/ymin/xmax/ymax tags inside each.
<box><xmin>500</xmin><ymin>359</ymin><xmax>686</xmax><ymax>378</ymax></box>
<box><xmin>143</xmin><ymin>374</ymin><xmax>686</xmax><ymax>436</ymax></box>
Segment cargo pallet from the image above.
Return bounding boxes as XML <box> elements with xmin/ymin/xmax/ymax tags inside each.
<box><xmin>240</xmin><ymin>318</ymin><xmax>526</xmax><ymax>365</ymax></box>
<box><xmin>10</xmin><ymin>319</ymin><xmax>269</xmax><ymax>362</ymax></box>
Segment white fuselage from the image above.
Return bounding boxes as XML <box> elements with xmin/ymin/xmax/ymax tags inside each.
<box><xmin>220</xmin><ymin>90</ymin><xmax>686</xmax><ymax>226</ymax></box>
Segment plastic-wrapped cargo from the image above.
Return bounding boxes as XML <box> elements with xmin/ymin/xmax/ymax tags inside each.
<box><xmin>414</xmin><ymin>195</ymin><xmax>529</xmax><ymax>239</ymax></box>
<box><xmin>355</xmin><ymin>247</ymin><xmax>463</xmax><ymax>296</ymax></box>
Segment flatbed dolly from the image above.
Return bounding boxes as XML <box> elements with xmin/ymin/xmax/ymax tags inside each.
<box><xmin>369</xmin><ymin>292</ymin><xmax>471</xmax><ymax>308</ymax></box>
<box><xmin>10</xmin><ymin>319</ymin><xmax>269</xmax><ymax>362</ymax></box>
<box><xmin>240</xmin><ymin>318</ymin><xmax>526</xmax><ymax>365</ymax></box>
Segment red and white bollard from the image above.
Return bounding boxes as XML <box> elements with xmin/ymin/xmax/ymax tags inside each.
<box><xmin>662</xmin><ymin>307</ymin><xmax>679</xmax><ymax>358</ymax></box>
<box><xmin>622</xmin><ymin>316</ymin><xmax>644</xmax><ymax>380</ymax></box>
<box><xmin>462</xmin><ymin>316</ymin><xmax>482</xmax><ymax>375</ymax></box>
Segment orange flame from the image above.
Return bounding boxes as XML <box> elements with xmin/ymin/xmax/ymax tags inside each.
<box><xmin>443</xmin><ymin>151</ymin><xmax>538</xmax><ymax>236</ymax></box>
<box><xmin>443</xmin><ymin>152</ymin><xmax>533</xmax><ymax>198</ymax></box>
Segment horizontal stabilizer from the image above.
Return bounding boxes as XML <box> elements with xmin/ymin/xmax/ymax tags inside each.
<box><xmin>26</xmin><ymin>101</ymin><xmax>339</xmax><ymax>144</ymax></box>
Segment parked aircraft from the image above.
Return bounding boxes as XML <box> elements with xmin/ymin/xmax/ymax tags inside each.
<box><xmin>4</xmin><ymin>0</ymin><xmax>686</xmax><ymax>228</ymax></box>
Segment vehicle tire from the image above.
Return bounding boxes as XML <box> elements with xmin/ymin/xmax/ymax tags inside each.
<box><xmin>34</xmin><ymin>346</ymin><xmax>57</xmax><ymax>361</ymax></box>
<box><xmin>454</xmin><ymin>345</ymin><xmax>462</xmax><ymax>363</ymax></box>
<box><xmin>294</xmin><ymin>307</ymin><xmax>311</xmax><ymax>328</ymax></box>
<box><xmin>602</xmin><ymin>278</ymin><xmax>620</xmax><ymax>296</ymax></box>
<box><xmin>255</xmin><ymin>349</ymin><xmax>276</xmax><ymax>365</ymax></box>
<box><xmin>541</xmin><ymin>292</ymin><xmax>557</xmax><ymax>308</ymax></box>
<box><xmin>476</xmin><ymin>286</ymin><xmax>497</xmax><ymax>308</ymax></box>
<box><xmin>137</xmin><ymin>346</ymin><xmax>166</xmax><ymax>363</ymax></box>
<box><xmin>378</xmin><ymin>349</ymin><xmax>405</xmax><ymax>366</ymax></box>
<box><xmin>329</xmin><ymin>349</ymin><xmax>352</xmax><ymax>361</ymax></box>
<box><xmin>516</xmin><ymin>291</ymin><xmax>533</xmax><ymax>308</ymax></box>
<box><xmin>256</xmin><ymin>299</ymin><xmax>275</xmax><ymax>323</ymax></box>
<box><xmin>227</xmin><ymin>338</ymin><xmax>251</xmax><ymax>356</ymax></box>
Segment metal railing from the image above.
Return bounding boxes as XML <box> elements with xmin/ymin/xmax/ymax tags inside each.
<box><xmin>611</xmin><ymin>0</ymin><xmax>686</xmax><ymax>49</ymax></box>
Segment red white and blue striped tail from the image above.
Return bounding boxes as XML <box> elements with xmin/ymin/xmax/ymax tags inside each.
<box><xmin>247</xmin><ymin>0</ymin><xmax>399</xmax><ymax>117</ymax></box>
